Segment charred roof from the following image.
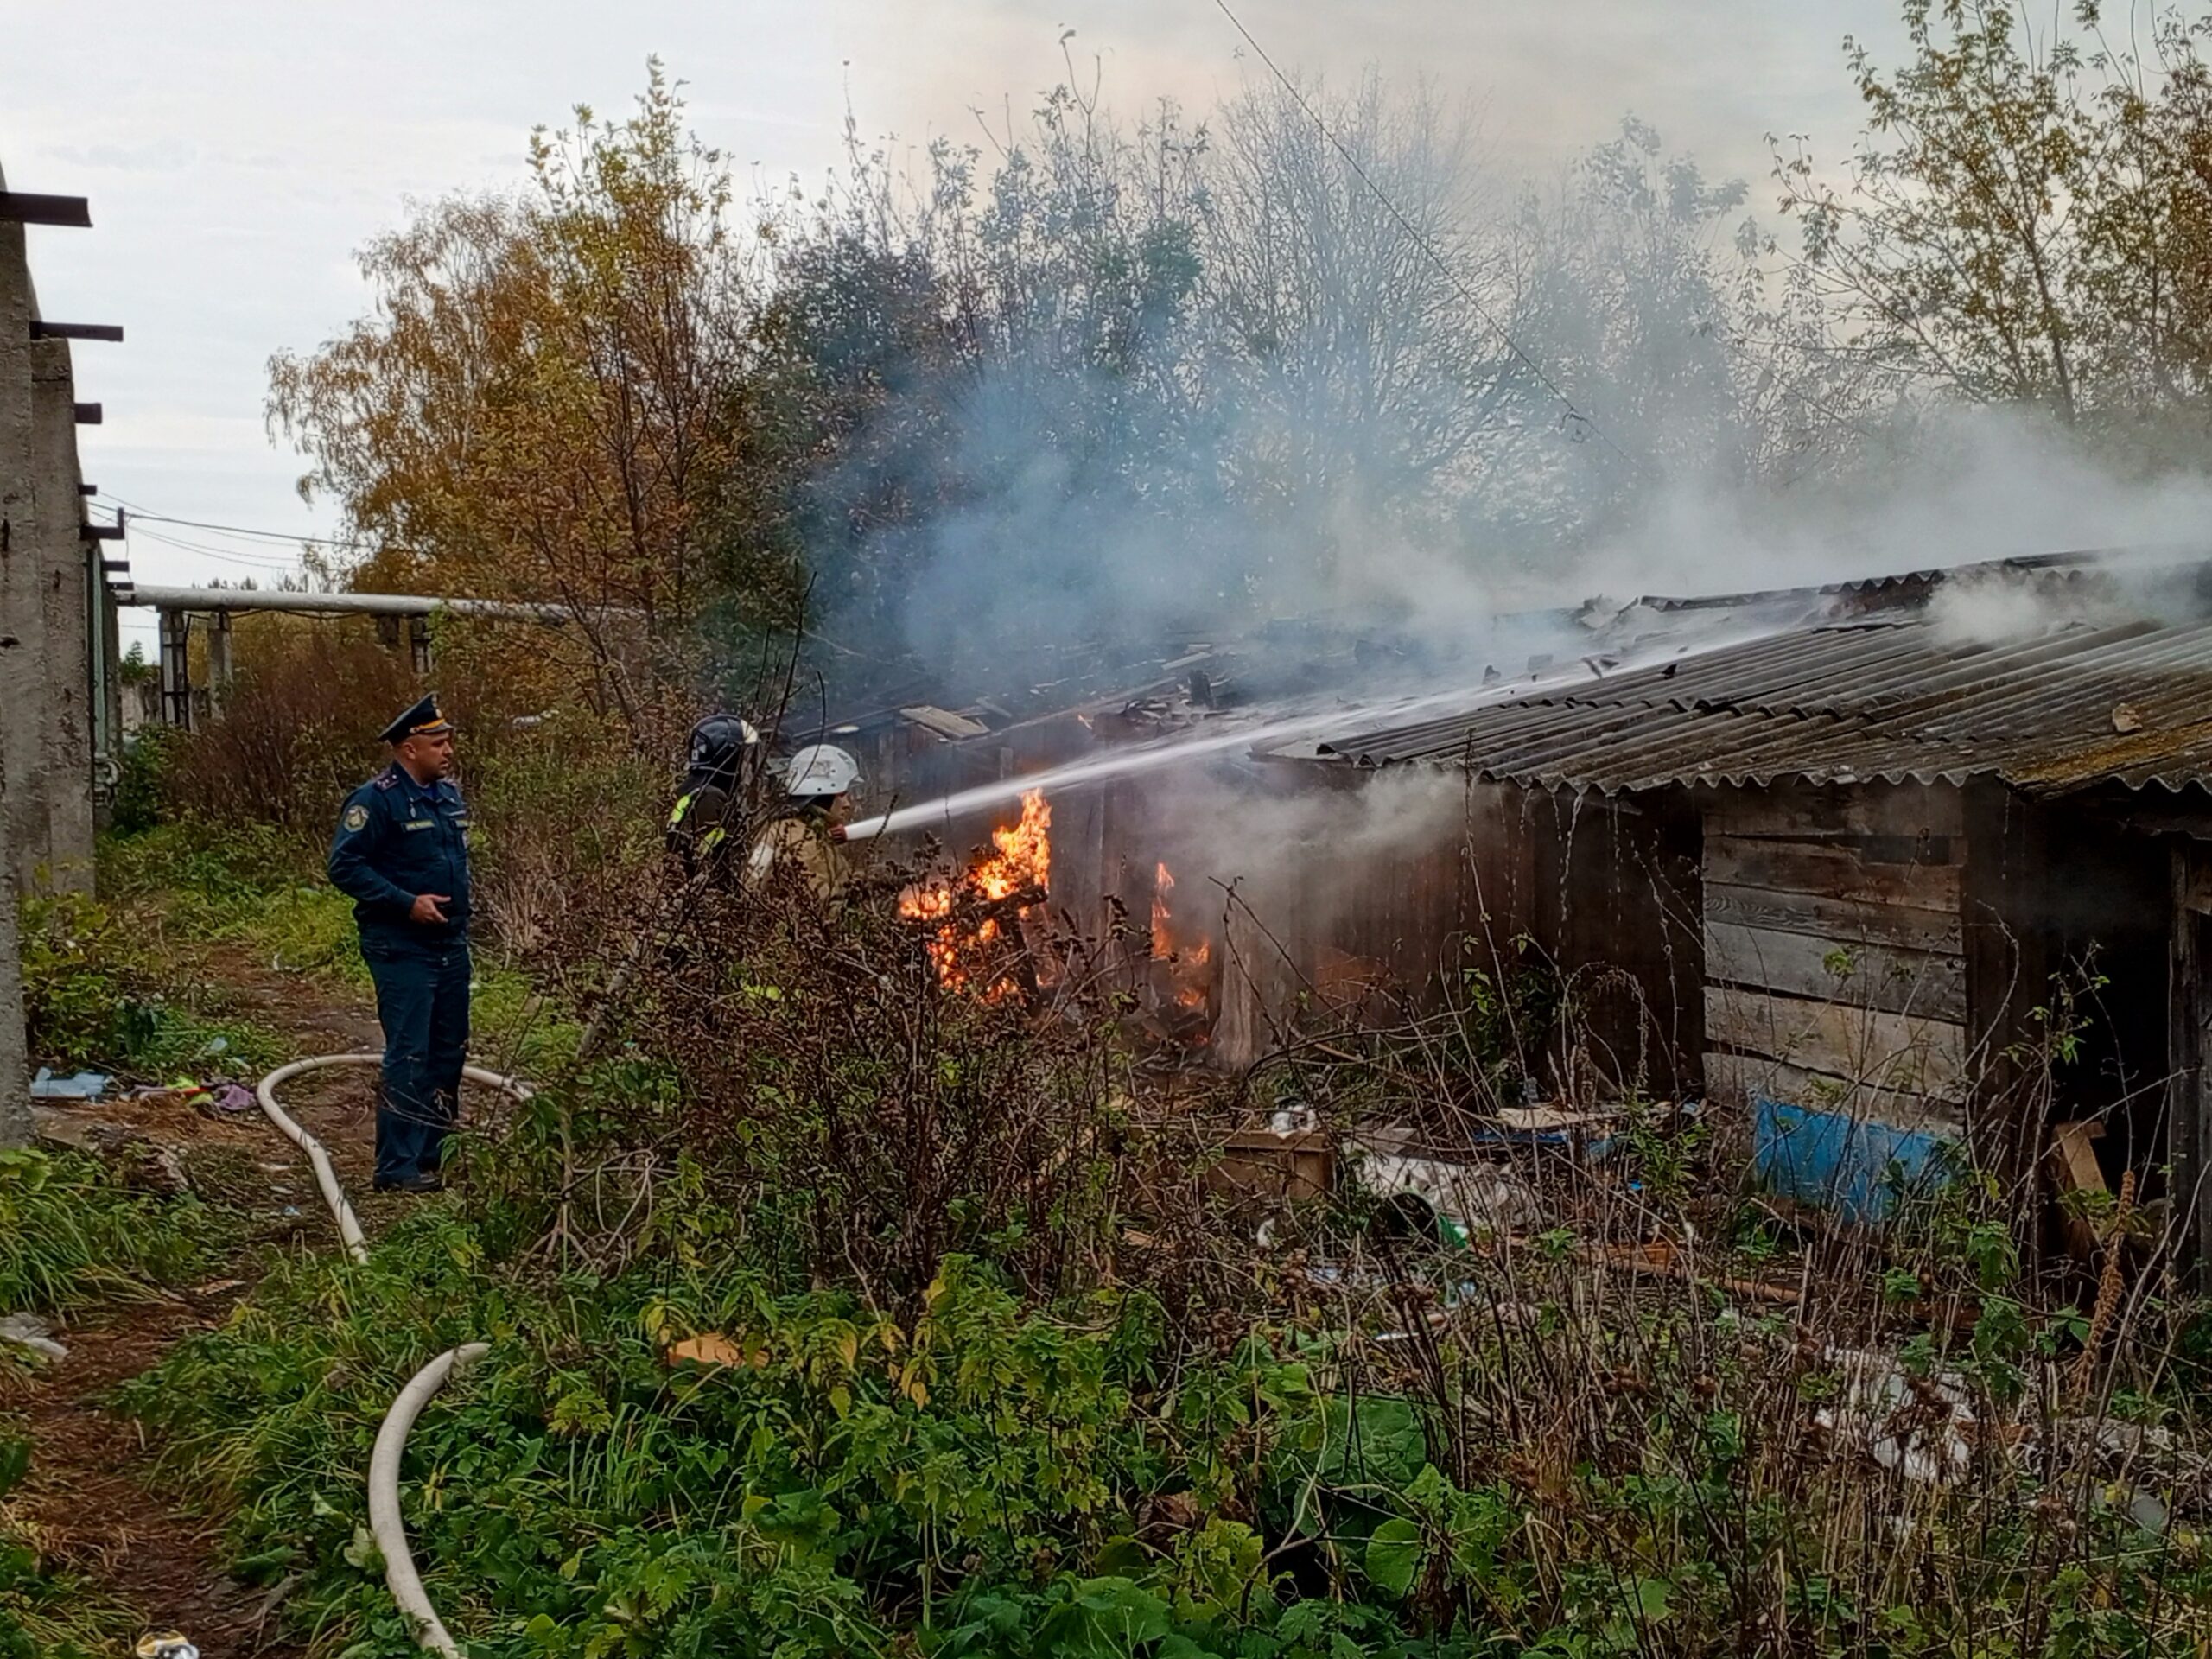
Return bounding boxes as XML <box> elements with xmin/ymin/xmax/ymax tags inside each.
<box><xmin>1310</xmin><ymin>614</ymin><xmax>2212</xmax><ymax>798</ymax></box>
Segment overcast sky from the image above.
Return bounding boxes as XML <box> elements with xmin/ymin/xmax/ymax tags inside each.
<box><xmin>4</xmin><ymin>0</ymin><xmax>1904</xmax><ymax>652</ymax></box>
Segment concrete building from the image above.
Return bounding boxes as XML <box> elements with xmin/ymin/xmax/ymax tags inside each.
<box><xmin>0</xmin><ymin>160</ymin><xmax>116</xmax><ymax>897</ymax></box>
<box><xmin>1</xmin><ymin>159</ymin><xmax>119</xmax><ymax>1138</ymax></box>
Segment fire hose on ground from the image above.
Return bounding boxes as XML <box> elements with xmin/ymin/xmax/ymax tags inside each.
<box><xmin>254</xmin><ymin>1053</ymin><xmax>530</xmax><ymax>1656</ymax></box>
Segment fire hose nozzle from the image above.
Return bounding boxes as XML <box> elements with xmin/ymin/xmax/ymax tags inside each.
<box><xmin>829</xmin><ymin>825</ymin><xmax>849</xmax><ymax>842</ymax></box>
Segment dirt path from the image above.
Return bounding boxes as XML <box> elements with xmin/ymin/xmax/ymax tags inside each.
<box><xmin>13</xmin><ymin>943</ymin><xmax>398</xmax><ymax>1654</ymax></box>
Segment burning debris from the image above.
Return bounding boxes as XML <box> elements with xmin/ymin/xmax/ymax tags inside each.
<box><xmin>899</xmin><ymin>789</ymin><xmax>1052</xmax><ymax>997</ymax></box>
<box><xmin>1147</xmin><ymin>860</ymin><xmax>1216</xmax><ymax>1041</ymax></box>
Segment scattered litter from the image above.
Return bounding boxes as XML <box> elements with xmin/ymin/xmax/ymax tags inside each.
<box><xmin>135</xmin><ymin>1633</ymin><xmax>200</xmax><ymax>1659</ymax></box>
<box><xmin>0</xmin><ymin>1313</ymin><xmax>68</xmax><ymax>1365</ymax></box>
<box><xmin>280</xmin><ymin>1205</ymin><xmax>302</xmax><ymax>1219</ymax></box>
<box><xmin>1497</xmin><ymin>1103</ymin><xmax>1620</xmax><ymax>1134</ymax></box>
<box><xmin>1814</xmin><ymin>1346</ymin><xmax>1974</xmax><ymax>1484</ymax></box>
<box><xmin>1350</xmin><ymin>1135</ymin><xmax>1543</xmax><ymax>1242</ymax></box>
<box><xmin>29</xmin><ymin>1067</ymin><xmax>109</xmax><ymax>1100</ymax></box>
<box><xmin>665</xmin><ymin>1332</ymin><xmax>759</xmax><ymax>1369</ymax></box>
<box><xmin>2031</xmin><ymin>1417</ymin><xmax>2212</xmax><ymax>1524</ymax></box>
<box><xmin>201</xmin><ymin>1083</ymin><xmax>256</xmax><ymax>1116</ymax></box>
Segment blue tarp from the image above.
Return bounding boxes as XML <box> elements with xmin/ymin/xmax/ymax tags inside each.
<box><xmin>1752</xmin><ymin>1094</ymin><xmax>1956</xmax><ymax>1224</ymax></box>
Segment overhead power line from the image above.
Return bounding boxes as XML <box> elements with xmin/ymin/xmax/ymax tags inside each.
<box><xmin>1205</xmin><ymin>0</ymin><xmax>1635</xmax><ymax>468</ymax></box>
<box><xmin>129</xmin><ymin>525</ymin><xmax>308</xmax><ymax>572</ymax></box>
<box><xmin>94</xmin><ymin>494</ymin><xmax>383</xmax><ymax>550</ymax></box>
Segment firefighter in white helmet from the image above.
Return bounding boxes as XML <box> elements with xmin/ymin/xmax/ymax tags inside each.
<box><xmin>747</xmin><ymin>743</ymin><xmax>860</xmax><ymax>899</ymax></box>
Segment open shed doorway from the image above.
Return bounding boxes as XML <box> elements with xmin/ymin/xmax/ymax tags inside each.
<box><xmin>2033</xmin><ymin>813</ymin><xmax>2174</xmax><ymax>1201</ymax></box>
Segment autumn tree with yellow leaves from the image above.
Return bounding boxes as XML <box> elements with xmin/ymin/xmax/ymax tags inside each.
<box><xmin>268</xmin><ymin>64</ymin><xmax>795</xmax><ymax>747</ymax></box>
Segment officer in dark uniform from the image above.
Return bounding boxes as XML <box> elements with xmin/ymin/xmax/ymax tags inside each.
<box><xmin>327</xmin><ymin>693</ymin><xmax>474</xmax><ymax>1193</ymax></box>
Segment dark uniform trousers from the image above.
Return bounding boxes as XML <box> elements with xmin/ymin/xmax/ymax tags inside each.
<box><xmin>361</xmin><ymin>927</ymin><xmax>471</xmax><ymax>1184</ymax></box>
<box><xmin>328</xmin><ymin>760</ymin><xmax>474</xmax><ymax>1185</ymax></box>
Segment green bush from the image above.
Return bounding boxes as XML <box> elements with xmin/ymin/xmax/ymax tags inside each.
<box><xmin>109</xmin><ymin>725</ymin><xmax>176</xmax><ymax>838</ymax></box>
<box><xmin>18</xmin><ymin>887</ymin><xmax>286</xmax><ymax>1077</ymax></box>
<box><xmin>126</xmin><ymin>1230</ymin><xmax>1464</xmax><ymax>1659</ymax></box>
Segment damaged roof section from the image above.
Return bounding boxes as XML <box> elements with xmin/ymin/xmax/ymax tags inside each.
<box><xmin>1312</xmin><ymin>614</ymin><xmax>2212</xmax><ymax>798</ymax></box>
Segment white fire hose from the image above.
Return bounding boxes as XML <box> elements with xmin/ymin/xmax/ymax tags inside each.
<box><xmin>254</xmin><ymin>1052</ymin><xmax>529</xmax><ymax>1655</ymax></box>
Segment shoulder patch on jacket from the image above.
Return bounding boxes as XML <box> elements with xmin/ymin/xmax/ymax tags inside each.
<box><xmin>342</xmin><ymin>803</ymin><xmax>370</xmax><ymax>833</ymax></box>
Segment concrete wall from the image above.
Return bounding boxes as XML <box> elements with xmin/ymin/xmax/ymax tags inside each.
<box><xmin>0</xmin><ymin>157</ymin><xmax>98</xmax><ymax>895</ymax></box>
<box><xmin>0</xmin><ymin>156</ymin><xmax>100</xmax><ymax>1131</ymax></box>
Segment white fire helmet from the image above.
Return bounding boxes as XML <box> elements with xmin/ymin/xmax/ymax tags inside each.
<box><xmin>784</xmin><ymin>743</ymin><xmax>860</xmax><ymax>798</ymax></box>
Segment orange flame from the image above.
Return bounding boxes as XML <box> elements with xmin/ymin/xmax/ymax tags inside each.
<box><xmin>1150</xmin><ymin>859</ymin><xmax>1214</xmax><ymax>1016</ymax></box>
<box><xmin>899</xmin><ymin>791</ymin><xmax>1051</xmax><ymax>995</ymax></box>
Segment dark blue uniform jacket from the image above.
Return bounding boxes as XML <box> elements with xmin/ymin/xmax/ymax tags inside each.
<box><xmin>327</xmin><ymin>764</ymin><xmax>473</xmax><ymax>939</ymax></box>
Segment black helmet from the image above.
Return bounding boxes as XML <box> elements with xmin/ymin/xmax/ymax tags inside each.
<box><xmin>687</xmin><ymin>715</ymin><xmax>760</xmax><ymax>783</ymax></box>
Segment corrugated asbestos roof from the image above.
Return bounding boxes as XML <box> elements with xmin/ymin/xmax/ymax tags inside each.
<box><xmin>1313</xmin><ymin>617</ymin><xmax>2212</xmax><ymax>798</ymax></box>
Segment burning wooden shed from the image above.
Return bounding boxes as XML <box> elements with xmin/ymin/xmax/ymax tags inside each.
<box><xmin>837</xmin><ymin>550</ymin><xmax>2212</xmax><ymax>1268</ymax></box>
<box><xmin>1313</xmin><ymin>597</ymin><xmax>2212</xmax><ymax>1272</ymax></box>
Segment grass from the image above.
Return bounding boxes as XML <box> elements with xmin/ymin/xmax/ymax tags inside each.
<box><xmin>19</xmin><ymin>880</ymin><xmax>290</xmax><ymax>1081</ymax></box>
<box><xmin>73</xmin><ymin>819</ymin><xmax>2212</xmax><ymax>1658</ymax></box>
<box><xmin>100</xmin><ymin>818</ymin><xmax>578</xmax><ymax>1077</ymax></box>
<box><xmin>0</xmin><ymin>1148</ymin><xmax>224</xmax><ymax>1316</ymax></box>
<box><xmin>0</xmin><ymin>1498</ymin><xmax>138</xmax><ymax>1659</ymax></box>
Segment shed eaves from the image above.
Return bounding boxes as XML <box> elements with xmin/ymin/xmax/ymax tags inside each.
<box><xmin>1314</xmin><ymin>617</ymin><xmax>2212</xmax><ymax>797</ymax></box>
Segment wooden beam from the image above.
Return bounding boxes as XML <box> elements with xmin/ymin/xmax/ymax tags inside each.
<box><xmin>1706</xmin><ymin>985</ymin><xmax>1969</xmax><ymax>1101</ymax></box>
<box><xmin>1704</xmin><ymin>1051</ymin><xmax>1962</xmax><ymax>1135</ymax></box>
<box><xmin>1710</xmin><ymin>782</ymin><xmax>1964</xmax><ymax>841</ymax></box>
<box><xmin>0</xmin><ymin>192</ymin><xmax>92</xmax><ymax>227</ymax></box>
<box><xmin>76</xmin><ymin>483</ymin><xmax>96</xmax><ymax>496</ymax></box>
<box><xmin>29</xmin><ymin>321</ymin><xmax>123</xmax><ymax>343</ymax></box>
<box><xmin>1705</xmin><ymin>880</ymin><xmax>1961</xmax><ymax>954</ymax></box>
<box><xmin>2046</xmin><ymin>1121</ymin><xmax>2108</xmax><ymax>1261</ymax></box>
<box><xmin>1707</xmin><ymin>834</ymin><xmax>1963</xmax><ymax>911</ymax></box>
<box><xmin>1706</xmin><ymin>918</ymin><xmax>1967</xmax><ymax>1020</ymax></box>
<box><xmin>79</xmin><ymin>523</ymin><xmax>124</xmax><ymax>542</ymax></box>
<box><xmin>1962</xmin><ymin>781</ymin><xmax>2050</xmax><ymax>1190</ymax></box>
<box><xmin>72</xmin><ymin>402</ymin><xmax>101</xmax><ymax>425</ymax></box>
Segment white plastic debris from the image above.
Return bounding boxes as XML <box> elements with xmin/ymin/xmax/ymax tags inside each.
<box><xmin>1354</xmin><ymin>1146</ymin><xmax>1543</xmax><ymax>1240</ymax></box>
<box><xmin>29</xmin><ymin>1067</ymin><xmax>110</xmax><ymax>1100</ymax></box>
<box><xmin>1814</xmin><ymin>1346</ymin><xmax>1974</xmax><ymax>1484</ymax></box>
<box><xmin>0</xmin><ymin>1313</ymin><xmax>68</xmax><ymax>1365</ymax></box>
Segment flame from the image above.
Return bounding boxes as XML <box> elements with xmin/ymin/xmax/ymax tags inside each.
<box><xmin>899</xmin><ymin>791</ymin><xmax>1051</xmax><ymax>995</ymax></box>
<box><xmin>1149</xmin><ymin>859</ymin><xmax>1215</xmax><ymax>1018</ymax></box>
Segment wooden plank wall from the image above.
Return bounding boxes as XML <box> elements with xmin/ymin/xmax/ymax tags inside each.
<box><xmin>1700</xmin><ymin>782</ymin><xmax>1970</xmax><ymax>1133</ymax></box>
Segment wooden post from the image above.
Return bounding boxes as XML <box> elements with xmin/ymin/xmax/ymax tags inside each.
<box><xmin>409</xmin><ymin>614</ymin><xmax>433</xmax><ymax>676</ymax></box>
<box><xmin>2171</xmin><ymin>842</ymin><xmax>2212</xmax><ymax>1291</ymax></box>
<box><xmin>1961</xmin><ymin>780</ymin><xmax>2048</xmax><ymax>1193</ymax></box>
